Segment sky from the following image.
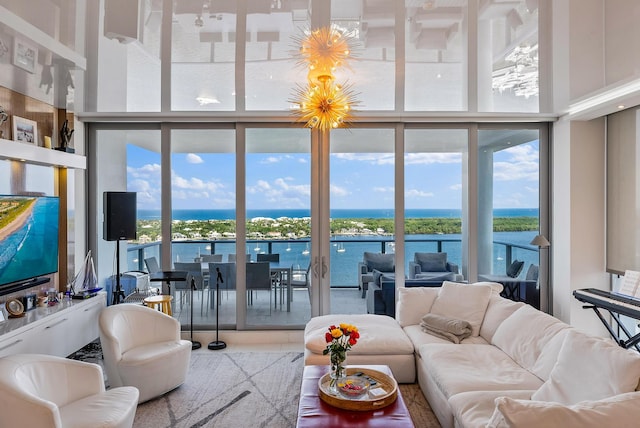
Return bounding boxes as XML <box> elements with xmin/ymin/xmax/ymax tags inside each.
<box><xmin>126</xmin><ymin>140</ymin><xmax>539</xmax><ymax>211</ymax></box>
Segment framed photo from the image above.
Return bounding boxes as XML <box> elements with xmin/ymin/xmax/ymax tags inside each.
<box><xmin>12</xmin><ymin>37</ymin><xmax>37</xmax><ymax>73</ymax></box>
<box><xmin>12</xmin><ymin>116</ymin><xmax>38</xmax><ymax>145</ymax></box>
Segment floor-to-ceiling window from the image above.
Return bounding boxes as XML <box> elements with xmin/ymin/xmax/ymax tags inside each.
<box><xmin>245</xmin><ymin>127</ymin><xmax>312</xmax><ymax>327</ymax></box>
<box><xmin>476</xmin><ymin>127</ymin><xmax>545</xmax><ymax>308</ymax></box>
<box><xmin>329</xmin><ymin>128</ymin><xmax>395</xmax><ymax>313</ymax></box>
<box><xmin>404</xmin><ymin>128</ymin><xmax>468</xmax><ymax>280</ymax></box>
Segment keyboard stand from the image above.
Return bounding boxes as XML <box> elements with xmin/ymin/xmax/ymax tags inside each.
<box><xmin>581</xmin><ymin>304</ymin><xmax>640</xmax><ymax>352</ymax></box>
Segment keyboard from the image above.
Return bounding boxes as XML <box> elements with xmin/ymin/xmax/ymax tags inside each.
<box><xmin>573</xmin><ymin>288</ymin><xmax>640</xmax><ymax>319</ymax></box>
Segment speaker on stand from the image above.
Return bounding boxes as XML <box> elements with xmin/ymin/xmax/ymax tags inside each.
<box><xmin>104</xmin><ymin>192</ymin><xmax>137</xmax><ymax>304</ymax></box>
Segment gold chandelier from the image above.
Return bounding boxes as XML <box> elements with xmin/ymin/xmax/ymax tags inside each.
<box><xmin>290</xmin><ymin>25</ymin><xmax>359</xmax><ymax>131</ymax></box>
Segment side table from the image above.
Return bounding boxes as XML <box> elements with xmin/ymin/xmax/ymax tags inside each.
<box><xmin>296</xmin><ymin>365</ymin><xmax>414</xmax><ymax>427</ymax></box>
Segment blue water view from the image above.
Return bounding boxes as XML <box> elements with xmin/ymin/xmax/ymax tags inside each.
<box><xmin>0</xmin><ymin>197</ymin><xmax>59</xmax><ymax>285</ymax></box>
<box><xmin>132</xmin><ymin>208</ymin><xmax>540</xmax><ymax>287</ymax></box>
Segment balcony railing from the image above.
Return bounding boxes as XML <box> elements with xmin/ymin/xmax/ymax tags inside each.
<box><xmin>126</xmin><ymin>238</ymin><xmax>539</xmax><ymax>286</ymax></box>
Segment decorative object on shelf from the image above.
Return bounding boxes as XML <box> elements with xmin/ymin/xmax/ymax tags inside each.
<box><xmin>43</xmin><ymin>136</ymin><xmax>52</xmax><ymax>148</ymax></box>
<box><xmin>5</xmin><ymin>299</ymin><xmax>24</xmax><ymax>318</ymax></box>
<box><xmin>290</xmin><ymin>25</ymin><xmax>360</xmax><ymax>130</ymax></box>
<box><xmin>69</xmin><ymin>250</ymin><xmax>98</xmax><ymax>297</ymax></box>
<box><xmin>12</xmin><ymin>36</ymin><xmax>37</xmax><ymax>74</ymax></box>
<box><xmin>11</xmin><ymin>115</ymin><xmax>37</xmax><ymax>145</ymax></box>
<box><xmin>0</xmin><ymin>106</ymin><xmax>7</xmax><ymax>139</ymax></box>
<box><xmin>322</xmin><ymin>322</ymin><xmax>360</xmax><ymax>392</ymax></box>
<box><xmin>56</xmin><ymin>119</ymin><xmax>75</xmax><ymax>153</ymax></box>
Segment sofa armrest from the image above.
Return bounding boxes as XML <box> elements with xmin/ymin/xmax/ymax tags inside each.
<box><xmin>408</xmin><ymin>261</ymin><xmax>421</xmax><ymax>279</ymax></box>
<box><xmin>446</xmin><ymin>261</ymin><xmax>459</xmax><ymax>274</ymax></box>
<box><xmin>358</xmin><ymin>262</ymin><xmax>368</xmax><ymax>275</ymax></box>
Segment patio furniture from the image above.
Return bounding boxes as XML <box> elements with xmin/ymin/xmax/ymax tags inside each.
<box><xmin>246</xmin><ymin>261</ymin><xmax>273</xmax><ymax>314</ymax></box>
<box><xmin>208</xmin><ymin>262</ymin><xmax>236</xmax><ymax>305</ymax></box>
<box><xmin>174</xmin><ymin>262</ymin><xmax>208</xmax><ymax>315</ymax></box>
<box><xmin>409</xmin><ymin>252</ymin><xmax>462</xmax><ymax>281</ymax></box>
<box><xmin>144</xmin><ymin>256</ymin><xmax>160</xmax><ymax>274</ymax></box>
<box><xmin>197</xmin><ymin>254</ymin><xmax>222</xmax><ymax>263</ymax></box>
<box><xmin>98</xmin><ymin>304</ymin><xmax>192</xmax><ymax>403</ymax></box>
<box><xmin>291</xmin><ymin>262</ymin><xmax>312</xmax><ymax>304</ymax></box>
<box><xmin>357</xmin><ymin>252</ymin><xmax>395</xmax><ymax>298</ymax></box>
<box><xmin>479</xmin><ymin>263</ymin><xmax>539</xmax><ymax>306</ymax></box>
<box><xmin>228</xmin><ymin>253</ymin><xmax>251</xmax><ymax>262</ymax></box>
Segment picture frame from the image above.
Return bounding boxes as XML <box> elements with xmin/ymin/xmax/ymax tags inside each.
<box><xmin>12</xmin><ymin>116</ymin><xmax>38</xmax><ymax>145</ymax></box>
<box><xmin>12</xmin><ymin>37</ymin><xmax>37</xmax><ymax>74</ymax></box>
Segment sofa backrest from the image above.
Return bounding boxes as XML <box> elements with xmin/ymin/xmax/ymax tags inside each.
<box><xmin>479</xmin><ymin>293</ymin><xmax>525</xmax><ymax>342</ymax></box>
<box><xmin>363</xmin><ymin>252</ymin><xmax>394</xmax><ymax>272</ymax></box>
<box><xmin>491</xmin><ymin>305</ymin><xmax>570</xmax><ymax>379</ymax></box>
<box><xmin>395</xmin><ymin>286</ymin><xmax>440</xmax><ymax>327</ymax></box>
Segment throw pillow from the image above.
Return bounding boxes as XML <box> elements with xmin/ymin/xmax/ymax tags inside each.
<box><xmin>363</xmin><ymin>252</ymin><xmax>394</xmax><ymax>272</ymax></box>
<box><xmin>428</xmin><ymin>281</ymin><xmax>492</xmax><ymax>336</ymax></box>
<box><xmin>488</xmin><ymin>392</ymin><xmax>640</xmax><ymax>428</ymax></box>
<box><xmin>531</xmin><ymin>330</ymin><xmax>640</xmax><ymax>405</ymax></box>
<box><xmin>506</xmin><ymin>260</ymin><xmax>524</xmax><ymax>278</ymax></box>
<box><xmin>415</xmin><ymin>252</ymin><xmax>447</xmax><ymax>272</ymax></box>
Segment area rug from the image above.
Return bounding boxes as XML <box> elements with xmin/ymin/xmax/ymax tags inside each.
<box><xmin>132</xmin><ymin>351</ymin><xmax>439</xmax><ymax>428</ymax></box>
<box><xmin>70</xmin><ymin>344</ymin><xmax>440</xmax><ymax>427</ymax></box>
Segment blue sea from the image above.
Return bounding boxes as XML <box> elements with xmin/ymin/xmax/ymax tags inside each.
<box><xmin>0</xmin><ymin>198</ymin><xmax>59</xmax><ymax>285</ymax></box>
<box><xmin>133</xmin><ymin>208</ymin><xmax>540</xmax><ymax>286</ymax></box>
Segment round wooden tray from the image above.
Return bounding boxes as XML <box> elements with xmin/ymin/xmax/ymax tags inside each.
<box><xmin>318</xmin><ymin>367</ymin><xmax>398</xmax><ymax>411</ymax></box>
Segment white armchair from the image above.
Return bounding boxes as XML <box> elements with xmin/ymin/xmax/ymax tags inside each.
<box><xmin>0</xmin><ymin>353</ymin><xmax>138</xmax><ymax>428</ymax></box>
<box><xmin>99</xmin><ymin>304</ymin><xmax>192</xmax><ymax>403</ymax></box>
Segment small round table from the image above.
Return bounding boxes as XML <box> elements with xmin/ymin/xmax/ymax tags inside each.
<box><xmin>143</xmin><ymin>295</ymin><xmax>173</xmax><ymax>316</ymax></box>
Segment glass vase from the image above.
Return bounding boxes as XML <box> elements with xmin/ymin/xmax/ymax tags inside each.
<box><xmin>329</xmin><ymin>352</ymin><xmax>347</xmax><ymax>394</ymax></box>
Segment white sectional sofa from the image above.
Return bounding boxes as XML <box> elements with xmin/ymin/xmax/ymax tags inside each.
<box><xmin>397</xmin><ymin>282</ymin><xmax>640</xmax><ymax>428</ymax></box>
<box><xmin>304</xmin><ymin>281</ymin><xmax>640</xmax><ymax>427</ymax></box>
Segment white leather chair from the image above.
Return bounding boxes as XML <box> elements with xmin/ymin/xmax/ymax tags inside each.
<box><xmin>99</xmin><ymin>304</ymin><xmax>192</xmax><ymax>403</ymax></box>
<box><xmin>0</xmin><ymin>353</ymin><xmax>138</xmax><ymax>428</ymax></box>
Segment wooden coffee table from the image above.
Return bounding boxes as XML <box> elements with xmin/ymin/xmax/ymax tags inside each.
<box><xmin>296</xmin><ymin>365</ymin><xmax>414</xmax><ymax>427</ymax></box>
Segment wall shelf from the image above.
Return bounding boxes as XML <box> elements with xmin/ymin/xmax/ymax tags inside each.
<box><xmin>0</xmin><ymin>138</ymin><xmax>85</xmax><ymax>169</ymax></box>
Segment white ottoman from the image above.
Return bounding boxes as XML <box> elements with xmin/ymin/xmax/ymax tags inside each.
<box><xmin>304</xmin><ymin>314</ymin><xmax>416</xmax><ymax>383</ymax></box>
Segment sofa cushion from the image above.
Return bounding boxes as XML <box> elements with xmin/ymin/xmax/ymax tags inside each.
<box><xmin>414</xmin><ymin>272</ymin><xmax>455</xmax><ymax>281</ymax></box>
<box><xmin>418</xmin><ymin>343</ymin><xmax>543</xmax><ymax>398</ymax></box>
<box><xmin>396</xmin><ymin>287</ymin><xmax>439</xmax><ymax>328</ymax></box>
<box><xmin>487</xmin><ymin>392</ymin><xmax>640</xmax><ymax>428</ymax></box>
<box><xmin>479</xmin><ymin>294</ymin><xmax>524</xmax><ymax>343</ymax></box>
<box><xmin>304</xmin><ymin>314</ymin><xmax>414</xmax><ymax>356</ymax></box>
<box><xmin>429</xmin><ymin>282</ymin><xmax>492</xmax><ymax>337</ymax></box>
<box><xmin>492</xmin><ymin>305</ymin><xmax>569</xmax><ymax>373</ymax></box>
<box><xmin>363</xmin><ymin>252</ymin><xmax>394</xmax><ymax>272</ymax></box>
<box><xmin>415</xmin><ymin>252</ymin><xmax>447</xmax><ymax>272</ymax></box>
<box><xmin>448</xmin><ymin>390</ymin><xmax>534</xmax><ymax>428</ymax></box>
<box><xmin>531</xmin><ymin>330</ymin><xmax>640</xmax><ymax>405</ymax></box>
<box><xmin>506</xmin><ymin>260</ymin><xmax>524</xmax><ymax>278</ymax></box>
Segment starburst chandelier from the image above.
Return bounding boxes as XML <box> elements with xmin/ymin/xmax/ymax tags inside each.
<box><xmin>290</xmin><ymin>25</ymin><xmax>360</xmax><ymax>131</ymax></box>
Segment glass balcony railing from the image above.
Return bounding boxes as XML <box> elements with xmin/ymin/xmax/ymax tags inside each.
<box><xmin>125</xmin><ymin>238</ymin><xmax>540</xmax><ymax>287</ymax></box>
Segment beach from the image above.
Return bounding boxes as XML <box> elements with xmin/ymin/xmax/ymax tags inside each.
<box><xmin>0</xmin><ymin>200</ymin><xmax>35</xmax><ymax>243</ymax></box>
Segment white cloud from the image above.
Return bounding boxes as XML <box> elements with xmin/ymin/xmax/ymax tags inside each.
<box><xmin>246</xmin><ymin>177</ymin><xmax>310</xmax><ymax>207</ymax></box>
<box><xmin>332</xmin><ymin>153</ymin><xmax>394</xmax><ymax>165</ymax></box>
<box><xmin>186</xmin><ymin>153</ymin><xmax>203</xmax><ymax>164</ymax></box>
<box><xmin>405</xmin><ymin>189</ymin><xmax>434</xmax><ymax>198</ymax></box>
<box><xmin>494</xmin><ymin>145</ymin><xmax>539</xmax><ymax>181</ymax></box>
<box><xmin>261</xmin><ymin>156</ymin><xmax>281</xmax><ymax>164</ymax></box>
<box><xmin>330</xmin><ymin>184</ymin><xmax>350</xmax><ymax>197</ymax></box>
<box><xmin>449</xmin><ymin>183</ymin><xmax>462</xmax><ymax>190</ymax></box>
<box><xmin>373</xmin><ymin>186</ymin><xmax>394</xmax><ymax>193</ymax></box>
<box><xmin>404</xmin><ymin>152</ymin><xmax>462</xmax><ymax>165</ymax></box>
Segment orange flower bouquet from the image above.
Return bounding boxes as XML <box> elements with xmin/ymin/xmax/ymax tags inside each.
<box><xmin>322</xmin><ymin>323</ymin><xmax>360</xmax><ymax>389</ymax></box>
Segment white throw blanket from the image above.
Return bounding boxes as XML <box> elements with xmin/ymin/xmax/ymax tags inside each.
<box><xmin>420</xmin><ymin>313</ymin><xmax>472</xmax><ymax>344</ymax></box>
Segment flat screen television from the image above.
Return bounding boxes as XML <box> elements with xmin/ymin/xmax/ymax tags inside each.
<box><xmin>0</xmin><ymin>195</ymin><xmax>59</xmax><ymax>290</ymax></box>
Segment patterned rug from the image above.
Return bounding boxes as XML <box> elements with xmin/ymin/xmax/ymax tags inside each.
<box><xmin>69</xmin><ymin>343</ymin><xmax>440</xmax><ymax>427</ymax></box>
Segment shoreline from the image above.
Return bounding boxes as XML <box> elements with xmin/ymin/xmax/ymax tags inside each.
<box><xmin>0</xmin><ymin>201</ymin><xmax>35</xmax><ymax>243</ymax></box>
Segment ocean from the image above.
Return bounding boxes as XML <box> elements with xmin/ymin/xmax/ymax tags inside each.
<box><xmin>131</xmin><ymin>208</ymin><xmax>540</xmax><ymax>286</ymax></box>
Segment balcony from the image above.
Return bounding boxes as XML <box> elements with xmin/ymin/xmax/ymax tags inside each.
<box><xmin>122</xmin><ymin>237</ymin><xmax>539</xmax><ymax>329</ymax></box>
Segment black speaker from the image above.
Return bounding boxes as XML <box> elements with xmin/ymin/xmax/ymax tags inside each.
<box><xmin>104</xmin><ymin>192</ymin><xmax>137</xmax><ymax>241</ymax></box>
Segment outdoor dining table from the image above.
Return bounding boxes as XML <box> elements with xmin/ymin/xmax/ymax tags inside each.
<box><xmin>201</xmin><ymin>261</ymin><xmax>293</xmax><ymax>311</ymax></box>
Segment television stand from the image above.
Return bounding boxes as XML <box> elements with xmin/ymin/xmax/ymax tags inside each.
<box><xmin>0</xmin><ymin>277</ymin><xmax>51</xmax><ymax>297</ymax></box>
